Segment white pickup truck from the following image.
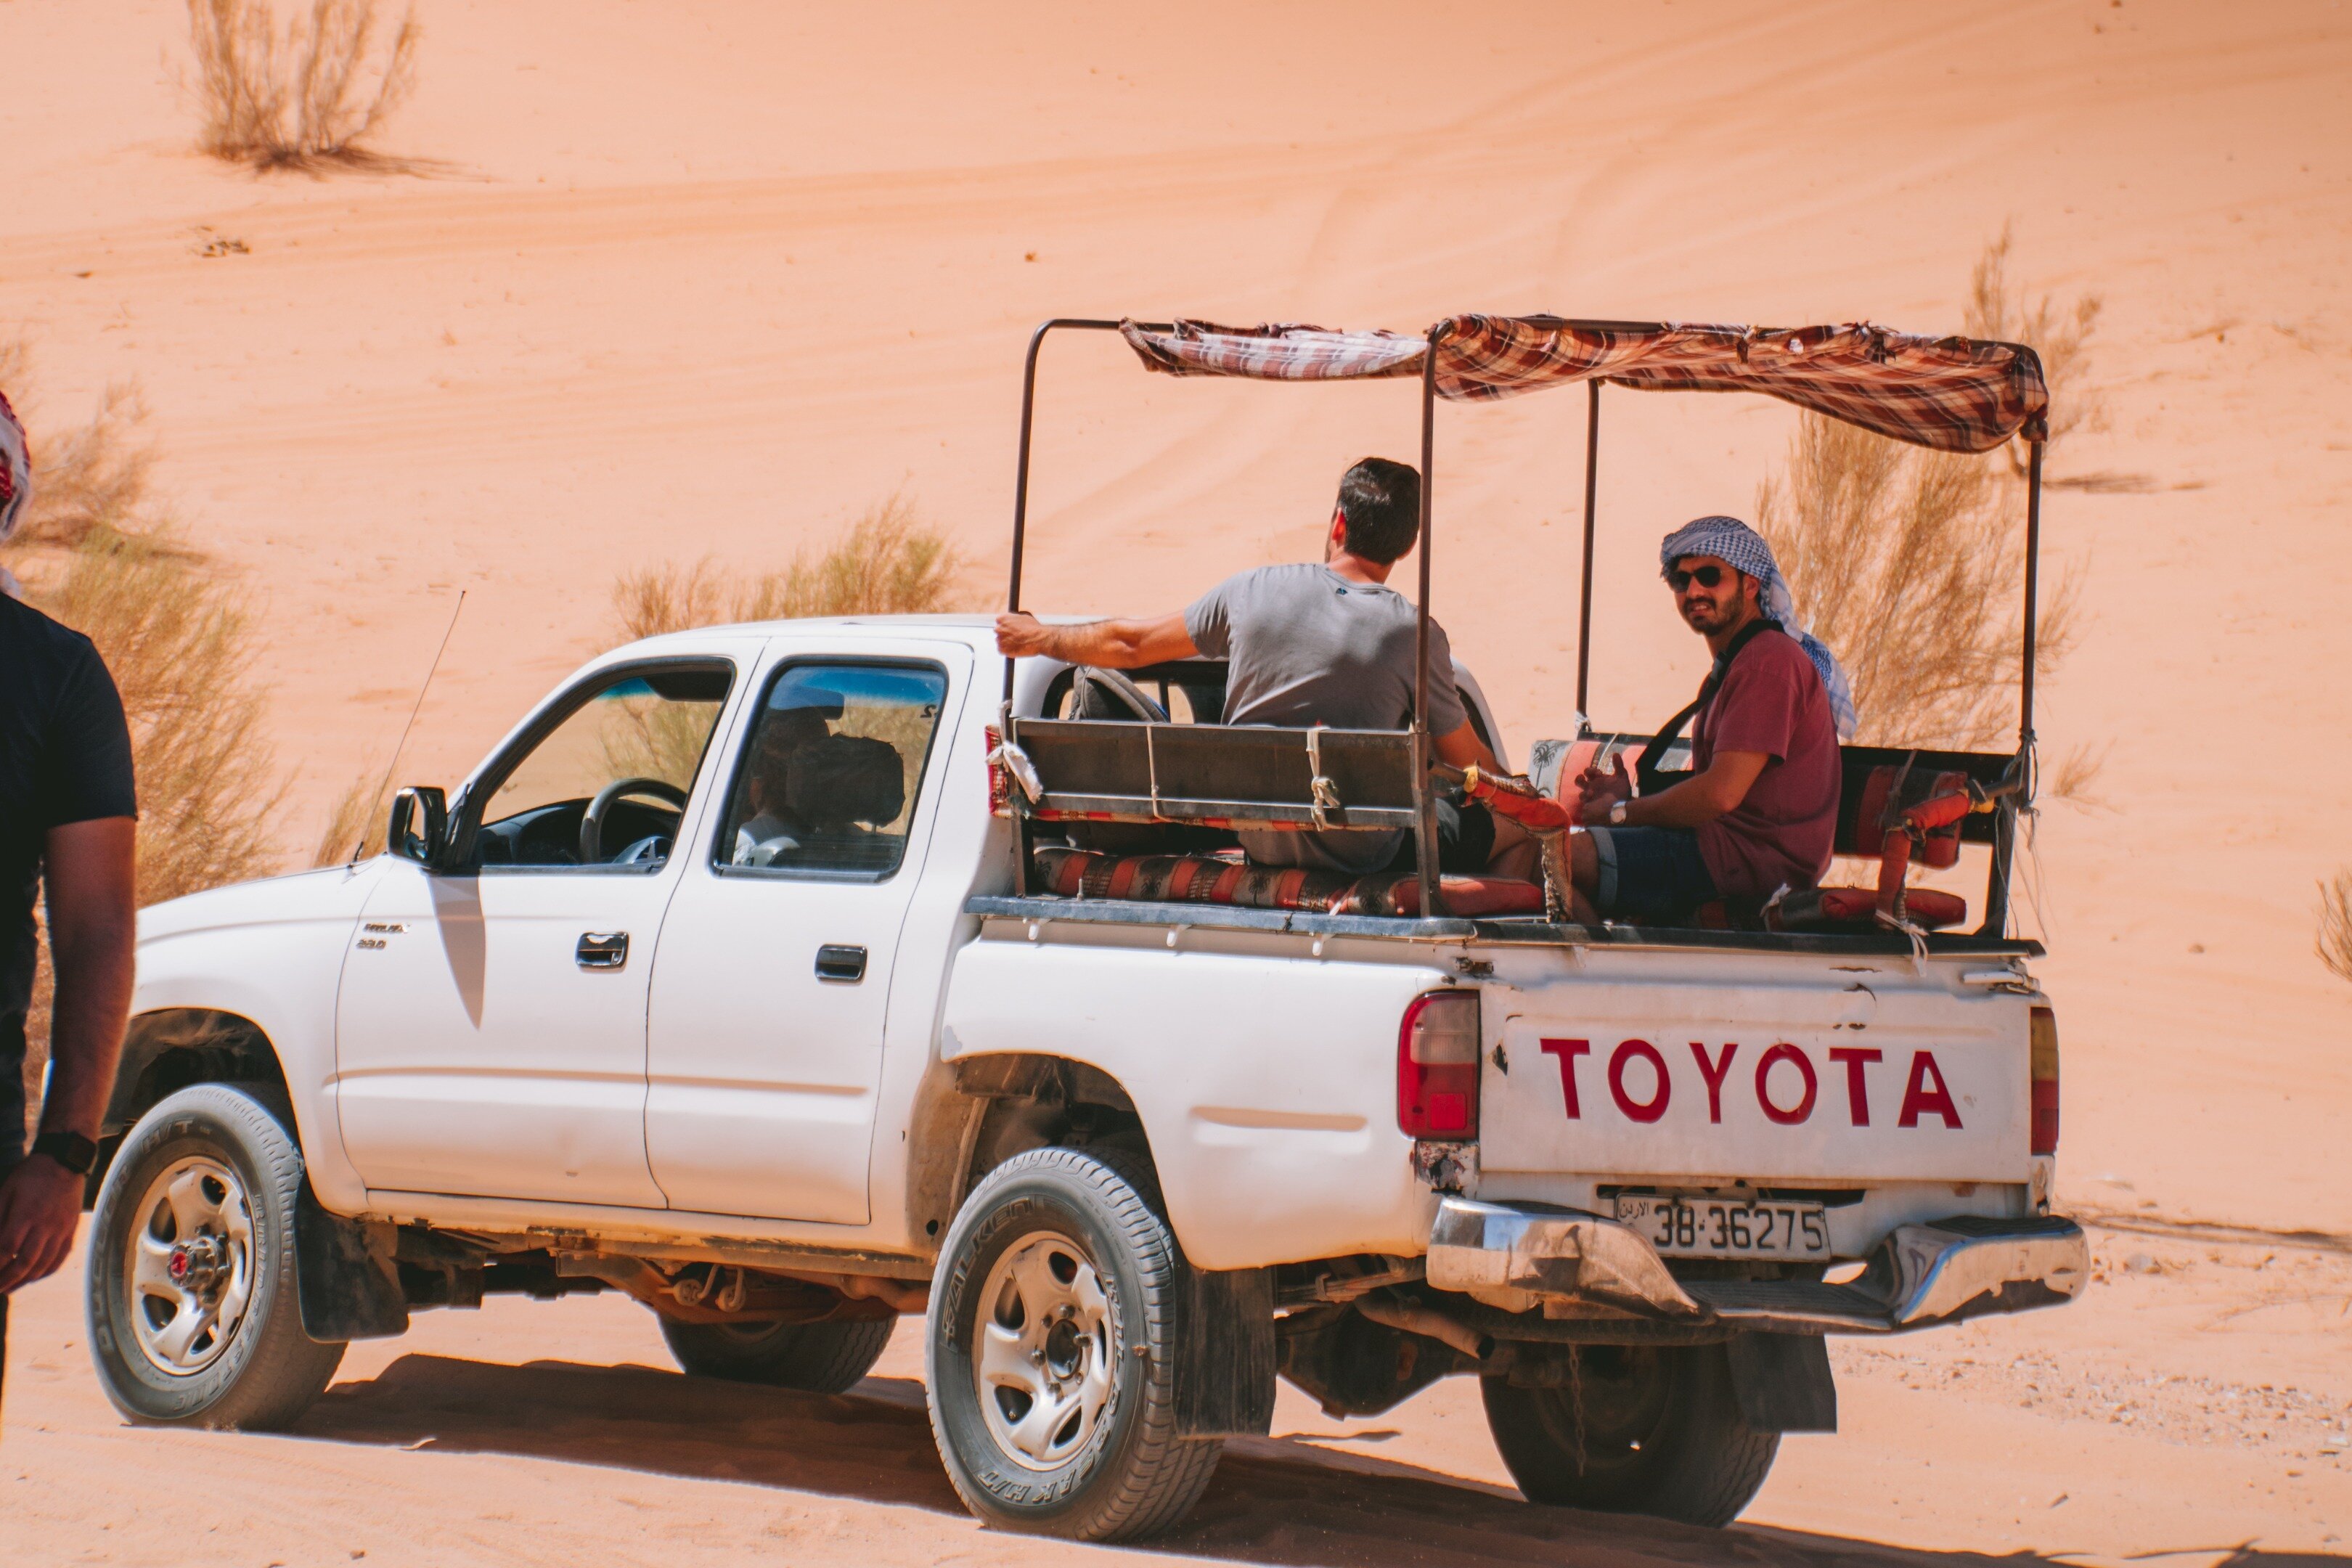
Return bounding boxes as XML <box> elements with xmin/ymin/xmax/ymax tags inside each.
<box><xmin>86</xmin><ymin>616</ymin><xmax>2082</xmax><ymax>1542</ymax></box>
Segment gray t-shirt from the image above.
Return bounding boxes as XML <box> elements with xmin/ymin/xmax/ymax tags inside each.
<box><xmin>1184</xmin><ymin>563</ymin><xmax>1467</xmax><ymax>873</ymax></box>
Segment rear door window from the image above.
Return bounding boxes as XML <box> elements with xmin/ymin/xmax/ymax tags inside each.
<box><xmin>715</xmin><ymin>661</ymin><xmax>949</xmax><ymax>878</ymax></box>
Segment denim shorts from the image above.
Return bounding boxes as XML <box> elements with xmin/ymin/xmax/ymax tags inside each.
<box><xmin>1585</xmin><ymin>825</ymin><xmax>1718</xmax><ymax>923</ymax></box>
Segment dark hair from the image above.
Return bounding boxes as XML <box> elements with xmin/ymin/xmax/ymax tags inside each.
<box><xmin>1334</xmin><ymin>457</ymin><xmax>1421</xmax><ymax>564</ymax></box>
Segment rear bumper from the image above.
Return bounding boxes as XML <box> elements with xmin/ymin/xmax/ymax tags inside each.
<box><xmin>1426</xmin><ymin>1196</ymin><xmax>2086</xmax><ymax>1335</ymax></box>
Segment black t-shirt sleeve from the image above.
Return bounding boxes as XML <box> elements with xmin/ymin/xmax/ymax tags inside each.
<box><xmin>34</xmin><ymin>640</ymin><xmax>137</xmax><ymax>830</ymax></box>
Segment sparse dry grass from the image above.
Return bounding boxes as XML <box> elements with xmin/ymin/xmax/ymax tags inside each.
<box><xmin>1755</xmin><ymin>233</ymin><xmax>2099</xmax><ymax>754</ymax></box>
<box><xmin>0</xmin><ymin>334</ymin><xmax>163</xmax><ymax>552</ymax></box>
<box><xmin>2319</xmin><ymin>870</ymin><xmax>2352</xmax><ymax>986</ymax></box>
<box><xmin>1967</xmin><ymin>224</ymin><xmax>2107</xmax><ymax>475</ymax></box>
<box><xmin>311</xmin><ymin>767</ymin><xmax>391</xmax><ymax>867</ymax></box>
<box><xmin>189</xmin><ymin>0</ymin><xmax>421</xmax><ymax>173</ymax></box>
<box><xmin>613</xmin><ymin>496</ymin><xmax>964</xmax><ymax>641</ymax></box>
<box><xmin>4</xmin><ymin>344</ymin><xmax>286</xmax><ymax>1130</ymax></box>
<box><xmin>36</xmin><ymin>531</ymin><xmax>284</xmax><ymax>908</ymax></box>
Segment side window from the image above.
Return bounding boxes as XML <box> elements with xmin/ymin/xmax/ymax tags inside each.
<box><xmin>718</xmin><ymin>661</ymin><xmax>948</xmax><ymax>878</ymax></box>
<box><xmin>476</xmin><ymin>663</ymin><xmax>733</xmax><ymax>868</ymax></box>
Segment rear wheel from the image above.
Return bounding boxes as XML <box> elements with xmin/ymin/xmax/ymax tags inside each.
<box><xmin>925</xmin><ymin>1146</ymin><xmax>1222</xmax><ymax>1541</ymax></box>
<box><xmin>1481</xmin><ymin>1342</ymin><xmax>1778</xmax><ymax>1527</ymax></box>
<box><xmin>659</xmin><ymin>1315</ymin><xmax>894</xmax><ymax>1394</ymax></box>
<box><xmin>84</xmin><ymin>1085</ymin><xmax>345</xmax><ymax>1429</ymax></box>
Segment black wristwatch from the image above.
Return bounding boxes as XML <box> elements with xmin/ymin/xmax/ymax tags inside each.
<box><xmin>29</xmin><ymin>1130</ymin><xmax>99</xmax><ymax>1176</ymax></box>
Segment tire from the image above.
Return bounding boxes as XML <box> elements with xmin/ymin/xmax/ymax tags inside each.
<box><xmin>660</xmin><ymin>1314</ymin><xmax>895</xmax><ymax>1394</ymax></box>
<box><xmin>925</xmin><ymin>1146</ymin><xmax>1222</xmax><ymax>1542</ymax></box>
<box><xmin>84</xmin><ymin>1085</ymin><xmax>346</xmax><ymax>1429</ymax></box>
<box><xmin>1481</xmin><ymin>1342</ymin><xmax>1779</xmax><ymax>1527</ymax></box>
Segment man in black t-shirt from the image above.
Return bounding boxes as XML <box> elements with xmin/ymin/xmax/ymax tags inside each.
<box><xmin>0</xmin><ymin>571</ymin><xmax>139</xmax><ymax>1406</ymax></box>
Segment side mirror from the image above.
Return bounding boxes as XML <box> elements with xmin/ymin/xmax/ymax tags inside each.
<box><xmin>388</xmin><ymin>785</ymin><xmax>449</xmax><ymax>865</ymax></box>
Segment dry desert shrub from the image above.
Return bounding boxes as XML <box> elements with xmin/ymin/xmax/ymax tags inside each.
<box><xmin>35</xmin><ymin>531</ymin><xmax>284</xmax><ymax>908</ymax></box>
<box><xmin>0</xmin><ymin>334</ymin><xmax>163</xmax><ymax>552</ymax></box>
<box><xmin>613</xmin><ymin>496</ymin><xmax>964</xmax><ymax>641</ymax></box>
<box><xmin>2319</xmin><ymin>870</ymin><xmax>2352</xmax><ymax>986</ymax></box>
<box><xmin>610</xmin><ymin>499</ymin><xmax>964</xmax><ymax>785</ymax></box>
<box><xmin>189</xmin><ymin>0</ymin><xmax>421</xmax><ymax>173</ymax></box>
<box><xmin>1755</xmin><ymin>234</ymin><xmax>2097</xmax><ymax>754</ymax></box>
<box><xmin>311</xmin><ymin>768</ymin><xmax>392</xmax><ymax>867</ymax></box>
<box><xmin>1966</xmin><ymin>224</ymin><xmax>2107</xmax><ymax>475</ymax></box>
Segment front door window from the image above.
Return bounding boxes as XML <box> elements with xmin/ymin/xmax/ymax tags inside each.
<box><xmin>476</xmin><ymin>665</ymin><xmax>732</xmax><ymax>867</ymax></box>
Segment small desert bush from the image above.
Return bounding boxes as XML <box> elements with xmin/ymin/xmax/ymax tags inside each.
<box><xmin>189</xmin><ymin>0</ymin><xmax>420</xmax><ymax>172</ymax></box>
<box><xmin>613</xmin><ymin>496</ymin><xmax>964</xmax><ymax>642</ymax></box>
<box><xmin>1755</xmin><ymin>233</ymin><xmax>2097</xmax><ymax>754</ymax></box>
<box><xmin>1966</xmin><ymin>224</ymin><xmax>2107</xmax><ymax>476</ymax></box>
<box><xmin>2319</xmin><ymin>870</ymin><xmax>2352</xmax><ymax>986</ymax></box>
<box><xmin>34</xmin><ymin>531</ymin><xmax>283</xmax><ymax>908</ymax></box>
<box><xmin>610</xmin><ymin>499</ymin><xmax>964</xmax><ymax>785</ymax></box>
<box><xmin>0</xmin><ymin>334</ymin><xmax>160</xmax><ymax>551</ymax></box>
<box><xmin>311</xmin><ymin>767</ymin><xmax>393</xmax><ymax>867</ymax></box>
<box><xmin>4</xmin><ymin>350</ymin><xmax>286</xmax><ymax>1130</ymax></box>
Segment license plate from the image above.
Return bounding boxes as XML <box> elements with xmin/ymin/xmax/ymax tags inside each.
<box><xmin>1614</xmin><ymin>1195</ymin><xmax>1829</xmax><ymax>1260</ymax></box>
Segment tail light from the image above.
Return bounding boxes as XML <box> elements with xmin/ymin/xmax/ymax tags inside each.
<box><xmin>1398</xmin><ymin>990</ymin><xmax>1481</xmax><ymax>1139</ymax></box>
<box><xmin>2029</xmin><ymin>1005</ymin><xmax>2060</xmax><ymax>1156</ymax></box>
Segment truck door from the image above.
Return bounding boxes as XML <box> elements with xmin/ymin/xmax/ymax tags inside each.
<box><xmin>334</xmin><ymin>658</ymin><xmax>740</xmax><ymax>1209</ymax></box>
<box><xmin>644</xmin><ymin>642</ymin><xmax>965</xmax><ymax>1224</ymax></box>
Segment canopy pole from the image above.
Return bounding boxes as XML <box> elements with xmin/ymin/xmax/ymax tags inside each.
<box><xmin>2018</xmin><ymin>437</ymin><xmax>2045</xmax><ymax>751</ymax></box>
<box><xmin>1574</xmin><ymin>380</ymin><xmax>1601</xmax><ymax>721</ymax></box>
<box><xmin>1982</xmin><ymin>433</ymin><xmax>2046</xmax><ymax>939</ymax></box>
<box><xmin>1414</xmin><ymin>329</ymin><xmax>1443</xmax><ymax>923</ymax></box>
<box><xmin>1004</xmin><ymin>321</ymin><xmax>1055</xmax><ymax>705</ymax></box>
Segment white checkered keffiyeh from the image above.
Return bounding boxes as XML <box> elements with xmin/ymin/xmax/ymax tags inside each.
<box><xmin>1660</xmin><ymin>515</ymin><xmax>1858</xmax><ymax>740</ymax></box>
<box><xmin>0</xmin><ymin>390</ymin><xmax>29</xmax><ymax>544</ymax></box>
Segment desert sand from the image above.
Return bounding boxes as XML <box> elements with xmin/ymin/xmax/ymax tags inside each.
<box><xmin>1</xmin><ymin>0</ymin><xmax>2348</xmax><ymax>1561</ymax></box>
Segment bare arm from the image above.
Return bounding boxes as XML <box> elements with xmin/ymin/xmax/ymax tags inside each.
<box><xmin>1432</xmin><ymin>719</ymin><xmax>1504</xmax><ymax>777</ymax></box>
<box><xmin>0</xmin><ymin>816</ymin><xmax>136</xmax><ymax>1293</ymax></box>
<box><xmin>1580</xmin><ymin>750</ymin><xmax>1771</xmax><ymax>829</ymax></box>
<box><xmin>995</xmin><ymin>611</ymin><xmax>1199</xmax><ymax>669</ymax></box>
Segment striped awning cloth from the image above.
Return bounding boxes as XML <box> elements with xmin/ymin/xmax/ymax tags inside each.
<box><xmin>1118</xmin><ymin>315</ymin><xmax>2048</xmax><ymax>454</ymax></box>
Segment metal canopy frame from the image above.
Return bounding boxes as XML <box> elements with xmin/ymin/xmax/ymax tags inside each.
<box><xmin>1003</xmin><ymin>316</ymin><xmax>2047</xmax><ymax>932</ymax></box>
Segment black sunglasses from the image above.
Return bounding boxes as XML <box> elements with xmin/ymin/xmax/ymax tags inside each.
<box><xmin>1666</xmin><ymin>564</ymin><xmax>1729</xmax><ymax>592</ymax></box>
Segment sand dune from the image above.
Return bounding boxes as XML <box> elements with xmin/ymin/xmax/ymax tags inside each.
<box><xmin>1</xmin><ymin>0</ymin><xmax>2347</xmax><ymax>1559</ymax></box>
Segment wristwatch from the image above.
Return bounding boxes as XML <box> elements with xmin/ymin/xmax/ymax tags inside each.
<box><xmin>1607</xmin><ymin>799</ymin><xmax>1630</xmax><ymax>827</ymax></box>
<box><xmin>29</xmin><ymin>1130</ymin><xmax>99</xmax><ymax>1176</ymax></box>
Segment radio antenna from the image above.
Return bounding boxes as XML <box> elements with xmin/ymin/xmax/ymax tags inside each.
<box><xmin>350</xmin><ymin>589</ymin><xmax>467</xmax><ymax>865</ymax></box>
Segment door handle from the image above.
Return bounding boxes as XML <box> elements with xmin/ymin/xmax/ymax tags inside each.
<box><xmin>814</xmin><ymin>944</ymin><xmax>867</xmax><ymax>984</ymax></box>
<box><xmin>576</xmin><ymin>931</ymin><xmax>631</xmax><ymax>969</ymax></box>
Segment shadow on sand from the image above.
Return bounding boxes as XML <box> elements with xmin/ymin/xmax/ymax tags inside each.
<box><xmin>295</xmin><ymin>1355</ymin><xmax>2341</xmax><ymax>1568</ymax></box>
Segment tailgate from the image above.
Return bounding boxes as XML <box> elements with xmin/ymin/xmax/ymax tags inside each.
<box><xmin>1479</xmin><ymin>955</ymin><xmax>2031</xmax><ymax>1184</ymax></box>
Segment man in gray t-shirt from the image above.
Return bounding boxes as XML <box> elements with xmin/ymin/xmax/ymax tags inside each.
<box><xmin>996</xmin><ymin>457</ymin><xmax>1504</xmax><ymax>873</ymax></box>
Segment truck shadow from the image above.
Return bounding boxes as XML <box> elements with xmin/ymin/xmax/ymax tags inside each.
<box><xmin>297</xmin><ymin>1354</ymin><xmax>2342</xmax><ymax>1568</ymax></box>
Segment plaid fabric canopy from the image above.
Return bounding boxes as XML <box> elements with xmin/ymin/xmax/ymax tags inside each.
<box><xmin>1119</xmin><ymin>315</ymin><xmax>2047</xmax><ymax>454</ymax></box>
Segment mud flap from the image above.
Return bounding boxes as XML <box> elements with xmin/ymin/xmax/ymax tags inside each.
<box><xmin>295</xmin><ymin>1186</ymin><xmax>409</xmax><ymax>1343</ymax></box>
<box><xmin>1175</xmin><ymin>1266</ymin><xmax>1275</xmax><ymax>1437</ymax></box>
<box><xmin>1726</xmin><ymin>1331</ymin><xmax>1837</xmax><ymax>1432</ymax></box>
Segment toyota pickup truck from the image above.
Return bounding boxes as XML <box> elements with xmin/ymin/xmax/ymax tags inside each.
<box><xmin>81</xmin><ymin>311</ymin><xmax>2086</xmax><ymax>1544</ymax></box>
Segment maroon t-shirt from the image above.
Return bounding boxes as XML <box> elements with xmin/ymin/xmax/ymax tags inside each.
<box><xmin>1691</xmin><ymin>629</ymin><xmax>1839</xmax><ymax>899</ymax></box>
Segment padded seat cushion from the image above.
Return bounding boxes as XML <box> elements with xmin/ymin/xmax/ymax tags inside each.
<box><xmin>1032</xmin><ymin>846</ymin><xmax>1545</xmax><ymax>918</ymax></box>
<box><xmin>1770</xmin><ymin>885</ymin><xmax>1967</xmax><ymax>932</ymax></box>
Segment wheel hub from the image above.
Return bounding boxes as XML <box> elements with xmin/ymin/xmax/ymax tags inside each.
<box><xmin>125</xmin><ymin>1155</ymin><xmax>256</xmax><ymax>1377</ymax></box>
<box><xmin>973</xmin><ymin>1233</ymin><xmax>1115</xmax><ymax>1470</ymax></box>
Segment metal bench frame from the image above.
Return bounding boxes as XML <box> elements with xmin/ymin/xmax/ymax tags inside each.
<box><xmin>1000</xmin><ymin>318</ymin><xmax>2047</xmax><ymax>931</ymax></box>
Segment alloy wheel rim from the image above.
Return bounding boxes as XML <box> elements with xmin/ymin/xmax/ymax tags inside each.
<box><xmin>972</xmin><ymin>1231</ymin><xmax>1116</xmax><ymax>1469</ymax></box>
<box><xmin>125</xmin><ymin>1154</ymin><xmax>256</xmax><ymax>1376</ymax></box>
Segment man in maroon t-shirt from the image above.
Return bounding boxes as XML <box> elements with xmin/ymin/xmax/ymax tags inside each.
<box><xmin>1569</xmin><ymin>516</ymin><xmax>1847</xmax><ymax>924</ymax></box>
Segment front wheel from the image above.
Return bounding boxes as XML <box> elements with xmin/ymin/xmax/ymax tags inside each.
<box><xmin>924</xmin><ymin>1147</ymin><xmax>1222</xmax><ymax>1542</ymax></box>
<box><xmin>84</xmin><ymin>1085</ymin><xmax>346</xmax><ymax>1429</ymax></box>
<box><xmin>1482</xmin><ymin>1342</ymin><xmax>1779</xmax><ymax>1527</ymax></box>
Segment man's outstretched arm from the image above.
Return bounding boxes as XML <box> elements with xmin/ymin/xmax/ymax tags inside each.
<box><xmin>0</xmin><ymin>816</ymin><xmax>136</xmax><ymax>1294</ymax></box>
<box><xmin>996</xmin><ymin>611</ymin><xmax>1199</xmax><ymax>669</ymax></box>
